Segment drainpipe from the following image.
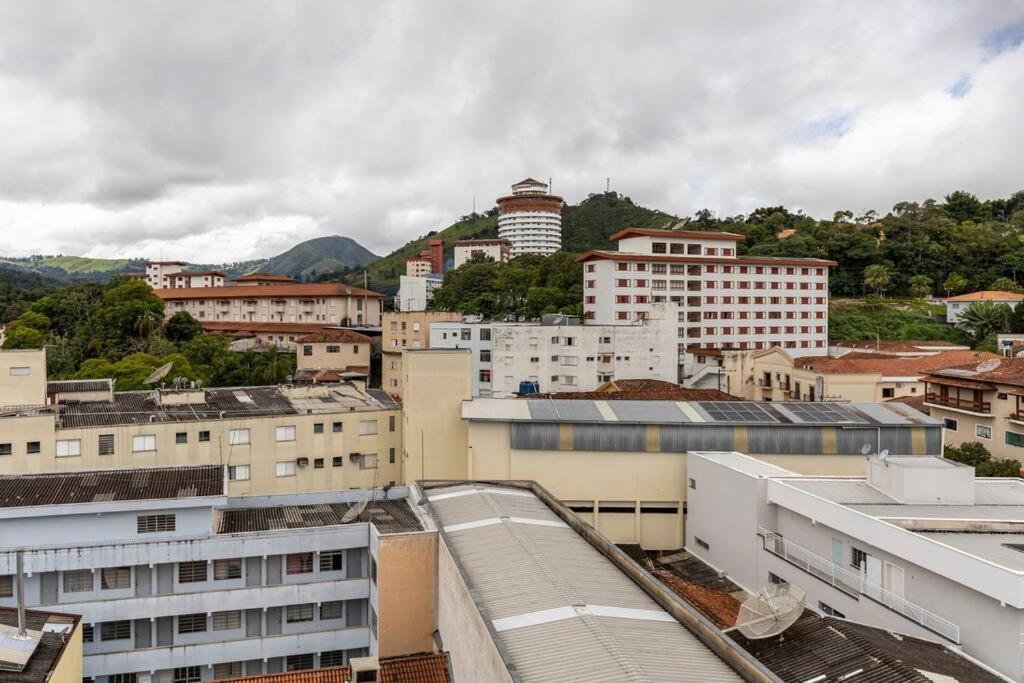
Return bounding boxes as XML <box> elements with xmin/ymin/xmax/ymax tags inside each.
<box><xmin>16</xmin><ymin>548</ymin><xmax>25</xmax><ymax>636</ymax></box>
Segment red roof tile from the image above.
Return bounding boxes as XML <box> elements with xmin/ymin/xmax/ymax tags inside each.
<box><xmin>221</xmin><ymin>653</ymin><xmax>451</xmax><ymax>683</ymax></box>
<box><xmin>296</xmin><ymin>329</ymin><xmax>373</xmax><ymax>343</ymax></box>
<box><xmin>924</xmin><ymin>357</ymin><xmax>1024</xmax><ymax>389</ymax></box>
<box><xmin>201</xmin><ymin>321</ymin><xmax>327</xmax><ymax>336</ymax></box>
<box><xmin>945</xmin><ymin>290</ymin><xmax>1024</xmax><ymax>302</ymax></box>
<box><xmin>155</xmin><ymin>283</ymin><xmax>384</xmax><ymax>299</ymax></box>
<box><xmin>233</xmin><ymin>272</ymin><xmax>296</xmax><ymax>282</ymax></box>
<box><xmin>793</xmin><ymin>350</ymin><xmax>1000</xmax><ymax>376</ymax></box>
<box><xmin>577</xmin><ymin>250</ymin><xmax>836</xmax><ymax>267</ymax></box>
<box><xmin>654</xmin><ymin>570</ymin><xmax>740</xmax><ymax>628</ymax></box>
<box><xmin>609</xmin><ymin>227</ymin><xmax>746</xmax><ymax>242</ymax></box>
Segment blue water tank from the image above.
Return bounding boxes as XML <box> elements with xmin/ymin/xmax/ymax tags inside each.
<box><xmin>518</xmin><ymin>380</ymin><xmax>540</xmax><ymax>395</ymax></box>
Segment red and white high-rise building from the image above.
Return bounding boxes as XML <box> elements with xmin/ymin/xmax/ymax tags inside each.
<box><xmin>579</xmin><ymin>228</ymin><xmax>835</xmax><ymax>355</ymax></box>
<box><xmin>497</xmin><ymin>178</ymin><xmax>563</xmax><ymax>256</ymax></box>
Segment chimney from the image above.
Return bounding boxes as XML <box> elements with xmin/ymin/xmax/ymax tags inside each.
<box><xmin>349</xmin><ymin>656</ymin><xmax>380</xmax><ymax>682</ymax></box>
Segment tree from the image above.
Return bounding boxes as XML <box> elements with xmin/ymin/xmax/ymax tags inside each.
<box><xmin>2</xmin><ymin>325</ymin><xmax>45</xmax><ymax>349</ymax></box>
<box><xmin>1010</xmin><ymin>301</ymin><xmax>1024</xmax><ymax>335</ymax></box>
<box><xmin>908</xmin><ymin>275</ymin><xmax>933</xmax><ymax>298</ymax></box>
<box><xmin>945</xmin><ymin>441</ymin><xmax>1021</xmax><ymax>477</ymax></box>
<box><xmin>944</xmin><ymin>190</ymin><xmax>984</xmax><ymax>223</ymax></box>
<box><xmin>165</xmin><ymin>311</ymin><xmax>202</xmax><ymax>343</ymax></box>
<box><xmin>955</xmin><ymin>300</ymin><xmax>1012</xmax><ymax>342</ymax></box>
<box><xmin>988</xmin><ymin>277</ymin><xmax>1024</xmax><ymax>294</ymax></box>
<box><xmin>943</xmin><ymin>272</ymin><xmax>968</xmax><ymax>297</ymax></box>
<box><xmin>862</xmin><ymin>264</ymin><xmax>892</xmax><ymax>297</ymax></box>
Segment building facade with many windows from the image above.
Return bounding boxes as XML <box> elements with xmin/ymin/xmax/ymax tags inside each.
<box><xmin>579</xmin><ymin>228</ymin><xmax>834</xmax><ymax>356</ymax></box>
<box><xmin>496</xmin><ymin>178</ymin><xmax>563</xmax><ymax>257</ymax></box>
<box><xmin>381</xmin><ymin>311</ymin><xmax>461</xmax><ymax>397</ymax></box>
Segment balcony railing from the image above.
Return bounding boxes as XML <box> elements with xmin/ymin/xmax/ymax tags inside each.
<box><xmin>757</xmin><ymin>379</ymin><xmax>772</xmax><ymax>388</ymax></box>
<box><xmin>925</xmin><ymin>393</ymin><xmax>990</xmax><ymax>414</ymax></box>
<box><xmin>759</xmin><ymin>528</ymin><xmax>959</xmax><ymax>644</ymax></box>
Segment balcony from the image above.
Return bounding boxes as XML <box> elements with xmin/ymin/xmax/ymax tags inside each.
<box><xmin>759</xmin><ymin>529</ymin><xmax>959</xmax><ymax>644</ymax></box>
<box><xmin>757</xmin><ymin>379</ymin><xmax>772</xmax><ymax>388</ymax></box>
<box><xmin>924</xmin><ymin>393</ymin><xmax>990</xmax><ymax>414</ymax></box>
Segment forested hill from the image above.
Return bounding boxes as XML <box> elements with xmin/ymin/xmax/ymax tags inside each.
<box><xmin>341</xmin><ymin>192</ymin><xmax>677</xmax><ymax>290</ymax></box>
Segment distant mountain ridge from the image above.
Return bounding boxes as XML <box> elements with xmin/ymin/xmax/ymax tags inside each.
<box><xmin>258</xmin><ymin>235</ymin><xmax>379</xmax><ymax>279</ymax></box>
<box><xmin>0</xmin><ymin>256</ymin><xmax>143</xmax><ymax>284</ymax></box>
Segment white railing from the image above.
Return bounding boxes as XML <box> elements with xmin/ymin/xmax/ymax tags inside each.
<box><xmin>759</xmin><ymin>528</ymin><xmax>960</xmax><ymax>644</ymax></box>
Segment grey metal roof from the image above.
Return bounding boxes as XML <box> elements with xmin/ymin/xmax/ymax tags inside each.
<box><xmin>916</xmin><ymin>531</ymin><xmax>1024</xmax><ymax>571</ymax></box>
<box><xmin>426</xmin><ymin>484</ymin><xmax>740</xmax><ymax>682</ymax></box>
<box><xmin>216</xmin><ymin>499</ymin><xmax>422</xmax><ymax>535</ymax></box>
<box><xmin>0</xmin><ymin>465</ymin><xmax>223</xmax><ymax>508</ymax></box>
<box><xmin>850</xmin><ymin>504</ymin><xmax>1024</xmax><ymax>520</ymax></box>
<box><xmin>46</xmin><ymin>379</ymin><xmax>111</xmax><ymax>394</ymax></box>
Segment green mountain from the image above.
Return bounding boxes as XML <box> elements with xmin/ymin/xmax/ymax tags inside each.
<box><xmin>0</xmin><ymin>256</ymin><xmax>143</xmax><ymax>283</ymax></box>
<box><xmin>346</xmin><ymin>191</ymin><xmax>678</xmax><ymax>291</ymax></box>
<box><xmin>260</xmin><ymin>235</ymin><xmax>379</xmax><ymax>280</ymax></box>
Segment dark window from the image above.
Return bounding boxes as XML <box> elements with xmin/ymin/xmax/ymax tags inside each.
<box><xmin>175</xmin><ymin>432</ymin><xmax>187</xmax><ymax>444</ymax></box>
<box><xmin>0</xmin><ymin>575</ymin><xmax>11</xmax><ymax>597</ymax></box>
<box><xmin>138</xmin><ymin>514</ymin><xmax>175</xmax><ymax>533</ymax></box>
<box><xmin>101</xmin><ymin>567</ymin><xmax>131</xmax><ymax>590</ymax></box>
<box><xmin>314</xmin><ymin>423</ymin><xmax>324</xmax><ymax>434</ymax></box>
<box><xmin>82</xmin><ymin>623</ymin><xmax>94</xmax><ymax>642</ymax></box>
<box><xmin>213</xmin><ymin>558</ymin><xmax>241</xmax><ymax>580</ymax></box>
<box><xmin>98</xmin><ymin>434</ymin><xmax>115</xmax><ymax>455</ymax></box>
<box><xmin>320</xmin><ymin>601</ymin><xmax>344</xmax><ymax>620</ymax></box>
<box><xmin>286</xmin><ymin>603</ymin><xmax>314</xmax><ymax>623</ymax></box>
<box><xmin>389</xmin><ymin>415</ymin><xmax>396</xmax><ymax>432</ymax></box>
<box><xmin>109</xmin><ymin>675</ymin><xmax>137</xmax><ymax>683</ymax></box>
<box><xmin>332</xmin><ymin>456</ymin><xmax>343</xmax><ymax>467</ymax></box>
<box><xmin>0</xmin><ymin>444</ymin><xmax>10</xmax><ymax>456</ymax></box>
<box><xmin>314</xmin><ymin>458</ymin><xmax>324</xmax><ymax>469</ymax></box>
<box><xmin>303</xmin><ymin>345</ymin><xmax>313</xmax><ymax>356</ymax></box>
<box><xmin>333</xmin><ymin>421</ymin><xmax>342</xmax><ymax>432</ymax></box>
<box><xmin>63</xmin><ymin>570</ymin><xmax>92</xmax><ymax>593</ymax></box>
<box><xmin>320</xmin><ymin>650</ymin><xmax>345</xmax><ymax>667</ymax></box>
<box><xmin>287</xmin><ymin>654</ymin><xmax>315</xmax><ymax>671</ymax></box>
<box><xmin>320</xmin><ymin>549</ymin><xmax>344</xmax><ymax>571</ymax></box>
<box><xmin>1007</xmin><ymin>431</ymin><xmax>1024</xmax><ymax>448</ymax></box>
<box><xmin>173</xmin><ymin>666</ymin><xmax>202</xmax><ymax>683</ymax></box>
<box><xmin>567</xmin><ymin>504</ymin><xmax>594</xmax><ymax>513</ymax></box>
<box><xmin>597</xmin><ymin>504</ymin><xmax>634</xmax><ymax>514</ymax></box>
<box><xmin>286</xmin><ymin>553</ymin><xmax>313</xmax><ymax>575</ymax></box>
<box><xmin>944</xmin><ymin>418</ymin><xmax>958</xmax><ymax>431</ymax></box>
<box><xmin>881</xmin><ymin>387</ymin><xmax>895</xmax><ymax>398</ymax></box>
<box><xmin>212</xmin><ymin>610</ymin><xmax>241</xmax><ymax>630</ymax></box>
<box><xmin>688</xmin><ymin>477</ymin><xmax>696</xmax><ymax>490</ymax></box>
<box><xmin>177</xmin><ymin>613</ymin><xmax>207</xmax><ymax>634</ymax></box>
<box><xmin>768</xmin><ymin>572</ymin><xmax>787</xmax><ymax>585</ymax></box>
<box><xmin>26</xmin><ymin>441</ymin><xmax>40</xmax><ymax>454</ymax></box>
<box><xmin>818</xmin><ymin>601</ymin><xmax>845</xmax><ymax>619</ymax></box>
<box><xmin>101</xmin><ymin>620</ymin><xmax>131</xmax><ymax>641</ymax></box>
<box><xmin>388</xmin><ymin>447</ymin><xmax>395</xmax><ymax>464</ymax></box>
<box><xmin>199</xmin><ymin>430</ymin><xmax>210</xmax><ymax>442</ymax></box>
<box><xmin>178</xmin><ymin>561</ymin><xmax>207</xmax><ymax>583</ymax></box>
<box><xmin>851</xmin><ymin>547</ymin><xmax>867</xmax><ymax>569</ymax></box>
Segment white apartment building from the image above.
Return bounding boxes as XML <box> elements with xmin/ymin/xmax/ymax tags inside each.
<box><xmin>164</xmin><ymin>270</ymin><xmax>226</xmax><ymax>289</ymax></box>
<box><xmin>580</xmin><ymin>228</ymin><xmax>834</xmax><ymax>356</ymax></box>
<box><xmin>397</xmin><ymin>275</ymin><xmax>442</xmax><ymax>312</ymax></box>
<box><xmin>430</xmin><ymin>304</ymin><xmax>680</xmax><ymax>397</ymax></box>
<box><xmin>145</xmin><ymin>261</ymin><xmax>188</xmax><ymax>289</ymax></box>
<box><xmin>496</xmin><ymin>178</ymin><xmax>563</xmax><ymax>257</ymax></box>
<box><xmin>0</xmin><ymin>465</ymin><xmax>431</xmax><ymax>682</ymax></box>
<box><xmin>945</xmin><ymin>290</ymin><xmax>1024</xmax><ymax>324</ymax></box>
<box><xmin>686</xmin><ymin>450</ymin><xmax>1024</xmax><ymax>682</ymax></box>
<box><xmin>452</xmin><ymin>239</ymin><xmax>510</xmax><ymax>268</ymax></box>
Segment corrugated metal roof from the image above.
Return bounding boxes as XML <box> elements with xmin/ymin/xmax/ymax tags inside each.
<box><xmin>0</xmin><ymin>465</ymin><xmax>223</xmax><ymax>508</ymax></box>
<box><xmin>427</xmin><ymin>484</ymin><xmax>740</xmax><ymax>682</ymax></box>
<box><xmin>217</xmin><ymin>500</ymin><xmax>422</xmax><ymax>535</ymax></box>
<box><xmin>916</xmin><ymin>532</ymin><xmax>1024</xmax><ymax>571</ymax></box>
<box><xmin>0</xmin><ymin>609</ymin><xmax>80</xmax><ymax>683</ymax></box>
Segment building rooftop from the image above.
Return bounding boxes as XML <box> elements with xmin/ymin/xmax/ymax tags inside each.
<box><xmin>217</xmin><ymin>499</ymin><xmax>424</xmax><ymax>535</ymax></box>
<box><xmin>154</xmin><ymin>283</ymin><xmax>384</xmax><ymax>299</ymax></box>
<box><xmin>43</xmin><ymin>383</ymin><xmax>394</xmax><ymax>429</ymax></box>
<box><xmin>220</xmin><ymin>653</ymin><xmax>451</xmax><ymax>682</ymax></box>
<box><xmin>526</xmin><ymin>387</ymin><xmax>737</xmax><ymax>401</ymax></box>
<box><xmin>423</xmin><ymin>482</ymin><xmax>742</xmax><ymax>682</ymax></box>
<box><xmin>578</xmin><ymin>249</ymin><xmax>837</xmax><ymax>267</ymax></box>
<box><xmin>46</xmin><ymin>379</ymin><xmax>112</xmax><ymax>394</ymax></box>
<box><xmin>232</xmin><ymin>272</ymin><xmax>296</xmax><ymax>283</ymax></box>
<box><xmin>833</xmin><ymin>339</ymin><xmax>971</xmax><ymax>354</ymax></box>
<box><xmin>0</xmin><ymin>608</ymin><xmax>79</xmax><ymax>682</ymax></box>
<box><xmin>609</xmin><ymin>227</ymin><xmax>746</xmax><ymax>242</ymax></box>
<box><xmin>453</xmin><ymin>238</ymin><xmax>510</xmax><ymax>246</ymax></box>
<box><xmin>0</xmin><ymin>465</ymin><xmax>223</xmax><ymax>508</ymax></box>
<box><xmin>174</xmin><ymin>269</ymin><xmax>226</xmax><ymax>277</ymax></box>
<box><xmin>295</xmin><ymin>328</ymin><xmax>373</xmax><ymax>344</ymax></box>
<box><xmin>946</xmin><ymin>290</ymin><xmax>1024</xmax><ymax>302</ymax></box>
<box><xmin>793</xmin><ymin>349</ymin><xmax>1000</xmax><ymax>376</ymax></box>
<box><xmin>463</xmin><ymin>398</ymin><xmax>938</xmax><ymax>426</ymax></box>
<box><xmin>924</xmin><ymin>357</ymin><xmax>1024</xmax><ymax>389</ymax></box>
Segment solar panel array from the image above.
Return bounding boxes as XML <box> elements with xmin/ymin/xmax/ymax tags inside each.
<box><xmin>778</xmin><ymin>402</ymin><xmax>868</xmax><ymax>424</ymax></box>
<box><xmin>697</xmin><ymin>401</ymin><xmax>777</xmax><ymax>423</ymax></box>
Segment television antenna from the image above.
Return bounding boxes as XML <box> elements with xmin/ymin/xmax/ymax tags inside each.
<box><xmin>977</xmin><ymin>358</ymin><xmax>1001</xmax><ymax>373</ymax></box>
<box><xmin>734</xmin><ymin>583</ymin><xmax>805</xmax><ymax>639</ymax></box>
<box><xmin>143</xmin><ymin>362</ymin><xmax>173</xmax><ymax>385</ymax></box>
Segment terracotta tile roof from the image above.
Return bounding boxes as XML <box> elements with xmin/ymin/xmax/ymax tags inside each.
<box><xmin>793</xmin><ymin>350</ymin><xmax>1000</xmax><ymax>376</ymax></box>
<box><xmin>577</xmin><ymin>250</ymin><xmax>837</xmax><ymax>267</ymax></box>
<box><xmin>296</xmin><ymin>329</ymin><xmax>373</xmax><ymax>343</ymax></box>
<box><xmin>946</xmin><ymin>290</ymin><xmax>1024</xmax><ymax>302</ymax></box>
<box><xmin>609</xmin><ymin>227</ymin><xmax>746</xmax><ymax>242</ymax></box>
<box><xmin>604</xmin><ymin>378</ymin><xmax>683</xmax><ymax>392</ymax></box>
<box><xmin>201</xmin><ymin>321</ymin><xmax>327</xmax><ymax>336</ymax></box>
<box><xmin>221</xmin><ymin>653</ymin><xmax>451</xmax><ymax>683</ymax></box>
<box><xmin>654</xmin><ymin>570</ymin><xmax>740</xmax><ymax>628</ymax></box>
<box><xmin>295</xmin><ymin>367</ymin><xmax>370</xmax><ymax>382</ymax></box>
<box><xmin>833</xmin><ymin>339</ymin><xmax>971</xmax><ymax>353</ymax></box>
<box><xmin>155</xmin><ymin>283</ymin><xmax>384</xmax><ymax>299</ymax></box>
<box><xmin>233</xmin><ymin>272</ymin><xmax>296</xmax><ymax>282</ymax></box>
<box><xmin>924</xmin><ymin>357</ymin><xmax>1024</xmax><ymax>389</ymax></box>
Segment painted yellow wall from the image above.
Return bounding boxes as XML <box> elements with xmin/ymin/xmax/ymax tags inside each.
<box><xmin>376</xmin><ymin>531</ymin><xmax>438</xmax><ymax>657</ymax></box>
<box><xmin>297</xmin><ymin>340</ymin><xmax>370</xmax><ymax>371</ymax></box>
<box><xmin>0</xmin><ymin>349</ymin><xmax>47</xmax><ymax>406</ymax></box>
<box><xmin>48</xmin><ymin>619</ymin><xmax>83</xmax><ymax>683</ymax></box>
<box><xmin>382</xmin><ymin>312</ymin><xmax>461</xmax><ymax>397</ymax></box>
<box><xmin>401</xmin><ymin>350</ymin><xmax>472</xmax><ymax>482</ymax></box>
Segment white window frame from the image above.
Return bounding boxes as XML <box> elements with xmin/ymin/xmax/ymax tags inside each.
<box><xmin>976</xmin><ymin>424</ymin><xmax>993</xmax><ymax>440</ymax></box>
<box><xmin>228</xmin><ymin>428</ymin><xmax>250</xmax><ymax>445</ymax></box>
<box><xmin>55</xmin><ymin>439</ymin><xmax>81</xmax><ymax>458</ymax></box>
<box><xmin>9</xmin><ymin>367</ymin><xmax>30</xmax><ymax>376</ymax></box>
<box><xmin>228</xmin><ymin>465</ymin><xmax>250</xmax><ymax>481</ymax></box>
<box><xmin>275</xmin><ymin>425</ymin><xmax>296</xmax><ymax>442</ymax></box>
<box><xmin>276</xmin><ymin>461</ymin><xmax>296</xmax><ymax>477</ymax></box>
<box><xmin>359</xmin><ymin>420</ymin><xmax>378</xmax><ymax>436</ymax></box>
<box><xmin>132</xmin><ymin>434</ymin><xmax>156</xmax><ymax>453</ymax></box>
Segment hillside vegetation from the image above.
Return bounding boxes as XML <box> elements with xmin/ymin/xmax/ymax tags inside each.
<box><xmin>828</xmin><ymin>299</ymin><xmax>970</xmax><ymax>344</ymax></box>
<box><xmin>261</xmin><ymin>235</ymin><xmax>379</xmax><ymax>279</ymax></box>
<box><xmin>0</xmin><ymin>255</ymin><xmax>142</xmax><ymax>283</ymax></box>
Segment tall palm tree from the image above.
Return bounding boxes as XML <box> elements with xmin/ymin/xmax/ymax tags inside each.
<box><xmin>258</xmin><ymin>346</ymin><xmax>290</xmax><ymax>384</ymax></box>
<box><xmin>956</xmin><ymin>301</ymin><xmax>1012</xmax><ymax>342</ymax></box>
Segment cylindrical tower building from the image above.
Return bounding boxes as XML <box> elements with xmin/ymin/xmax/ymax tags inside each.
<box><xmin>496</xmin><ymin>178</ymin><xmax>563</xmax><ymax>257</ymax></box>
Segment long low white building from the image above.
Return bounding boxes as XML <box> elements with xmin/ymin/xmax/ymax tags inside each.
<box><xmin>685</xmin><ymin>450</ymin><xmax>1024</xmax><ymax>682</ymax></box>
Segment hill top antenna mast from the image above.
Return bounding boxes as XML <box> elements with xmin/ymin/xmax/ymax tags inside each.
<box><xmin>607</xmin><ymin>177</ymin><xmax>610</xmax><ymax>192</ymax></box>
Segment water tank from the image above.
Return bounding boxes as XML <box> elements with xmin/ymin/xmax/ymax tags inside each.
<box><xmin>518</xmin><ymin>380</ymin><xmax>540</xmax><ymax>395</ymax></box>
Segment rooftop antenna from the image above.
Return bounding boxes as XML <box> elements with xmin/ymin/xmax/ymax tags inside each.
<box><xmin>606</xmin><ymin>177</ymin><xmax>610</xmax><ymax>193</ymax></box>
<box><xmin>877</xmin><ymin>448</ymin><xmax>890</xmax><ymax>464</ymax></box>
<box><xmin>733</xmin><ymin>583</ymin><xmax>805</xmax><ymax>639</ymax></box>
<box><xmin>341</xmin><ymin>492</ymin><xmax>371</xmax><ymax>524</ymax></box>
<box><xmin>143</xmin><ymin>362</ymin><xmax>173</xmax><ymax>385</ymax></box>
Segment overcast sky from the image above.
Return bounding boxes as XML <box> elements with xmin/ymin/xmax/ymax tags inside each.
<box><xmin>1</xmin><ymin>2</ymin><xmax>1023</xmax><ymax>263</ymax></box>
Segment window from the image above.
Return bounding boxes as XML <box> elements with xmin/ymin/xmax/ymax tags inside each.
<box><xmin>173</xmin><ymin>666</ymin><xmax>202</xmax><ymax>683</ymax></box>
<box><xmin>9</xmin><ymin>366</ymin><xmax>30</xmax><ymax>376</ymax></box>
<box><xmin>287</xmin><ymin>654</ymin><xmax>315</xmax><ymax>671</ymax></box>
<box><xmin>110</xmin><ymin>674</ymin><xmax>137</xmax><ymax>683</ymax></box>
<box><xmin>326</xmin><ymin>345</ymin><xmax>340</xmax><ymax>354</ymax></box>
<box><xmin>0</xmin><ymin>575</ymin><xmax>11</xmax><ymax>598</ymax></box>
<box><xmin>314</xmin><ymin>458</ymin><xmax>324</xmax><ymax>468</ymax></box>
<box><xmin>333</xmin><ymin>421</ymin><xmax>343</xmax><ymax>432</ymax></box>
<box><xmin>303</xmin><ymin>345</ymin><xmax>313</xmax><ymax>356</ymax></box>
<box><xmin>314</xmin><ymin>423</ymin><xmax>324</xmax><ymax>434</ymax></box>
<box><xmin>695</xmin><ymin>537</ymin><xmax>710</xmax><ymax>551</ymax></box>
<box><xmin>333</xmin><ymin>456</ymin><xmax>343</xmax><ymax>467</ymax></box>
<box><xmin>213</xmin><ymin>662</ymin><xmax>243</xmax><ymax>679</ymax></box>
<box><xmin>818</xmin><ymin>601</ymin><xmax>845</xmax><ymax>619</ymax></box>
<box><xmin>63</xmin><ymin>569</ymin><xmax>92</xmax><ymax>593</ymax></box>
<box><xmin>228</xmin><ymin>465</ymin><xmax>250</xmax><ymax>481</ymax></box>
<box><xmin>479</xmin><ymin>328</ymin><xmax>491</xmax><ymax>341</ymax></box>
<box><xmin>479</xmin><ymin>369</ymin><xmax>492</xmax><ymax>383</ymax></box>
<box><xmin>320</xmin><ymin>650</ymin><xmax>345</xmax><ymax>667</ymax></box>
<box><xmin>851</xmin><ymin>547</ymin><xmax>867</xmax><ymax>569</ymax></box>
<box><xmin>101</xmin><ymin>567</ymin><xmax>131</xmax><ymax>590</ymax></box>
<box><xmin>137</xmin><ymin>514</ymin><xmax>175</xmax><ymax>533</ymax></box>
<box><xmin>214</xmin><ymin>558</ymin><xmax>242</xmax><ymax>580</ymax></box>
<box><xmin>175</xmin><ymin>432</ymin><xmax>188</xmax><ymax>444</ymax></box>
<box><xmin>199</xmin><ymin>430</ymin><xmax>210</xmax><ymax>442</ymax></box>
<box><xmin>320</xmin><ymin>600</ymin><xmax>345</xmax><ymax>620</ymax></box>
<box><xmin>25</xmin><ymin>440</ymin><xmax>40</xmax><ymax>455</ymax></box>
<box><xmin>212</xmin><ymin>610</ymin><xmax>241</xmax><ymax>630</ymax></box>
<box><xmin>943</xmin><ymin>418</ymin><xmax>958</xmax><ymax>431</ymax></box>
<box><xmin>276</xmin><ymin>461</ymin><xmax>296</xmax><ymax>477</ymax></box>
<box><xmin>320</xmin><ymin>549</ymin><xmax>344</xmax><ymax>571</ymax></box>
<box><xmin>287</xmin><ymin>552</ymin><xmax>314</xmax><ymax>575</ymax></box>
<box><xmin>359</xmin><ymin>420</ymin><xmax>378</xmax><ymax>435</ymax></box>
<box><xmin>55</xmin><ymin>439</ymin><xmax>81</xmax><ymax>458</ymax></box>
<box><xmin>688</xmin><ymin>477</ymin><xmax>696</xmax><ymax>490</ymax></box>
<box><xmin>881</xmin><ymin>387</ymin><xmax>894</xmax><ymax>399</ymax></box>
<box><xmin>101</xmin><ymin>620</ymin><xmax>131</xmax><ymax>641</ymax></box>
<box><xmin>1007</xmin><ymin>431</ymin><xmax>1024</xmax><ymax>448</ymax></box>
<box><xmin>360</xmin><ymin>453</ymin><xmax>379</xmax><ymax>469</ymax></box>
<box><xmin>276</xmin><ymin>425</ymin><xmax>296</xmax><ymax>442</ymax></box>
<box><xmin>179</xmin><ymin>561</ymin><xmax>208</xmax><ymax>583</ymax></box>
<box><xmin>389</xmin><ymin>447</ymin><xmax>396</xmax><ymax>464</ymax></box>
<box><xmin>82</xmin><ymin>623</ymin><xmax>94</xmax><ymax>642</ymax></box>
<box><xmin>0</xmin><ymin>444</ymin><xmax>9</xmax><ymax>456</ymax></box>
<box><xmin>228</xmin><ymin>428</ymin><xmax>250</xmax><ymax>445</ymax></box>
<box><xmin>132</xmin><ymin>435</ymin><xmax>156</xmax><ymax>452</ymax></box>
<box><xmin>286</xmin><ymin>603</ymin><xmax>314</xmax><ymax>623</ymax></box>
<box><xmin>976</xmin><ymin>424</ymin><xmax>993</xmax><ymax>439</ymax></box>
<box><xmin>178</xmin><ymin>613</ymin><xmax>207</xmax><ymax>634</ymax></box>
<box><xmin>98</xmin><ymin>434</ymin><xmax>114</xmax><ymax>455</ymax></box>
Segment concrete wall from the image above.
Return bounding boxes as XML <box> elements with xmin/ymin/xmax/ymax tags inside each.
<box><xmin>436</xmin><ymin>539</ymin><xmax>514</xmax><ymax>683</ymax></box>
<box><xmin>297</xmin><ymin>340</ymin><xmax>370</xmax><ymax>372</ymax></box>
<box><xmin>0</xmin><ymin>348</ymin><xmax>46</xmax><ymax>406</ymax></box>
<box><xmin>374</xmin><ymin>530</ymin><xmax>438</xmax><ymax>657</ymax></box>
<box><xmin>401</xmin><ymin>350</ymin><xmax>472</xmax><ymax>482</ymax></box>
<box><xmin>381</xmin><ymin>312</ymin><xmax>461</xmax><ymax>397</ymax></box>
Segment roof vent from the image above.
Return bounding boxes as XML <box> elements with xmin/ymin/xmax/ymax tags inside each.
<box><xmin>349</xmin><ymin>656</ymin><xmax>379</xmax><ymax>682</ymax></box>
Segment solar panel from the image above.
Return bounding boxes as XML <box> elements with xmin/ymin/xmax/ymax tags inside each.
<box><xmin>777</xmin><ymin>402</ymin><xmax>868</xmax><ymax>425</ymax></box>
<box><xmin>696</xmin><ymin>401</ymin><xmax>777</xmax><ymax>423</ymax></box>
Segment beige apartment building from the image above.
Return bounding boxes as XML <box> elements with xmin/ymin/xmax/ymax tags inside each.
<box><xmin>0</xmin><ymin>350</ymin><xmax>402</xmax><ymax>496</ymax></box>
<box><xmin>381</xmin><ymin>311</ymin><xmax>461</xmax><ymax>396</ymax></box>
<box><xmin>155</xmin><ymin>283</ymin><xmax>384</xmax><ymax>327</ymax></box>
<box><xmin>725</xmin><ymin>346</ymin><xmax>996</xmax><ymax>403</ymax></box>
<box><xmin>296</xmin><ymin>328</ymin><xmax>373</xmax><ymax>381</ymax></box>
<box><xmin>924</xmin><ymin>357</ymin><xmax>1024</xmax><ymax>460</ymax></box>
<box><xmin>400</xmin><ymin>348</ymin><xmax>941</xmax><ymax>550</ymax></box>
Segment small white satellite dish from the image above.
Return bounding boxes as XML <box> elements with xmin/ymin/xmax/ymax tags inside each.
<box><xmin>735</xmin><ymin>583</ymin><xmax>806</xmax><ymax>639</ymax></box>
<box><xmin>860</xmin><ymin>444</ymin><xmax>873</xmax><ymax>456</ymax></box>
<box><xmin>878</xmin><ymin>449</ymin><xmax>890</xmax><ymax>463</ymax></box>
<box><xmin>977</xmin><ymin>359</ymin><xmax>1002</xmax><ymax>373</ymax></box>
<box><xmin>143</xmin><ymin>362</ymin><xmax>173</xmax><ymax>385</ymax></box>
<box><xmin>340</xmin><ymin>496</ymin><xmax>370</xmax><ymax>524</ymax></box>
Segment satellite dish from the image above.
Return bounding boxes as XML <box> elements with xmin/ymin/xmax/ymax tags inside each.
<box><xmin>735</xmin><ymin>583</ymin><xmax>806</xmax><ymax>639</ymax></box>
<box><xmin>977</xmin><ymin>359</ymin><xmax>1001</xmax><ymax>373</ymax></box>
<box><xmin>143</xmin><ymin>362</ymin><xmax>173</xmax><ymax>385</ymax></box>
<box><xmin>860</xmin><ymin>444</ymin><xmax>873</xmax><ymax>456</ymax></box>
<box><xmin>878</xmin><ymin>449</ymin><xmax>890</xmax><ymax>463</ymax></box>
<box><xmin>340</xmin><ymin>496</ymin><xmax>370</xmax><ymax>524</ymax></box>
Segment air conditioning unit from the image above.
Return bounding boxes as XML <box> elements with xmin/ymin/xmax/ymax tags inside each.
<box><xmin>349</xmin><ymin>452</ymin><xmax>362</xmax><ymax>462</ymax></box>
<box><xmin>296</xmin><ymin>457</ymin><xmax>309</xmax><ymax>468</ymax></box>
